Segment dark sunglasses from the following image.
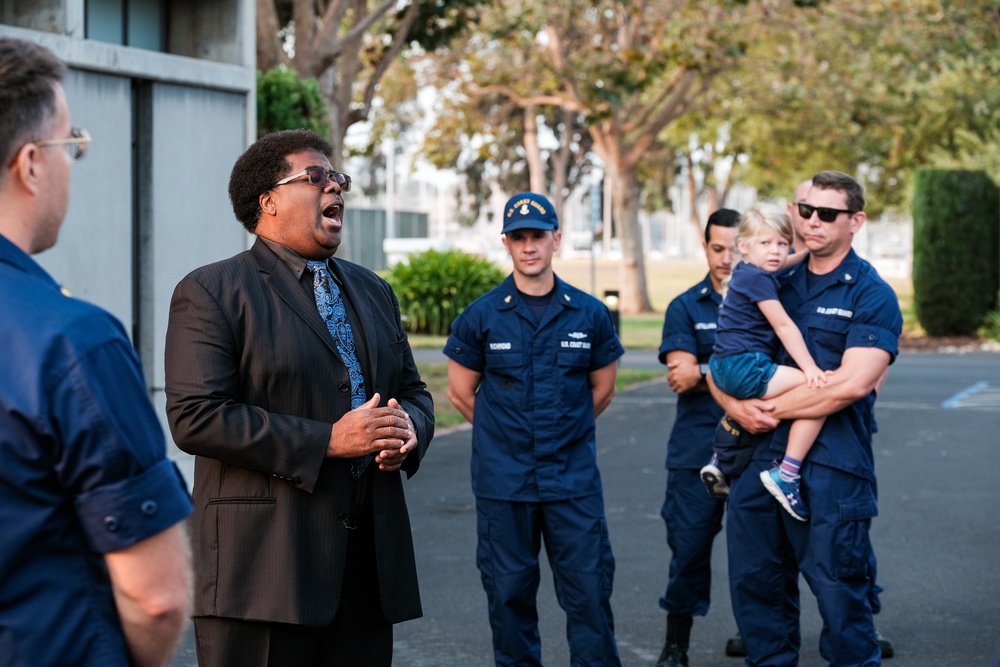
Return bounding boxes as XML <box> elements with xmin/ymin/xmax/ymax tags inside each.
<box><xmin>275</xmin><ymin>166</ymin><xmax>351</xmax><ymax>192</ymax></box>
<box><xmin>797</xmin><ymin>202</ymin><xmax>854</xmax><ymax>223</ymax></box>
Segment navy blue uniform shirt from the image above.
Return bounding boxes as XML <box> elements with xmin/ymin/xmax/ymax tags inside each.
<box><xmin>760</xmin><ymin>249</ymin><xmax>902</xmax><ymax>481</ymax></box>
<box><xmin>445</xmin><ymin>274</ymin><xmax>624</xmax><ymax>501</ymax></box>
<box><xmin>659</xmin><ymin>274</ymin><xmax>725</xmax><ymax>469</ymax></box>
<box><xmin>0</xmin><ymin>233</ymin><xmax>192</xmax><ymax>667</ymax></box>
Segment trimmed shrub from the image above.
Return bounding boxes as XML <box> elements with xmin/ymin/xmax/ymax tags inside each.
<box><xmin>257</xmin><ymin>67</ymin><xmax>331</xmax><ymax>139</ymax></box>
<box><xmin>384</xmin><ymin>249</ymin><xmax>506</xmax><ymax>336</ymax></box>
<box><xmin>912</xmin><ymin>169</ymin><xmax>1000</xmax><ymax>336</ymax></box>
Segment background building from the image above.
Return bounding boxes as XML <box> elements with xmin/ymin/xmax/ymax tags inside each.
<box><xmin>1</xmin><ymin>0</ymin><xmax>255</xmax><ymax>463</ymax></box>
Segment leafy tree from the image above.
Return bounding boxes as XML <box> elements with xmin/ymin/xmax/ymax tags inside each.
<box><xmin>420</xmin><ymin>1</ymin><xmax>751</xmax><ymax>311</ymax></box>
<box><xmin>417</xmin><ymin>5</ymin><xmax>594</xmax><ymax>227</ymax></box>
<box><xmin>536</xmin><ymin>2</ymin><xmax>777</xmax><ymax>312</ymax></box>
<box><xmin>723</xmin><ymin>0</ymin><xmax>1000</xmax><ymax>216</ymax></box>
<box><xmin>256</xmin><ymin>0</ymin><xmax>489</xmax><ymax>164</ymax></box>
<box><xmin>627</xmin><ymin>1</ymin><xmax>1000</xmax><ymax>239</ymax></box>
<box><xmin>257</xmin><ymin>67</ymin><xmax>332</xmax><ymax>138</ymax></box>
<box><xmin>369</xmin><ymin>0</ymin><xmax>998</xmax><ymax>316</ymax></box>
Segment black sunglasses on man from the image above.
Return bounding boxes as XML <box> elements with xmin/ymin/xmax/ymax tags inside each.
<box><xmin>797</xmin><ymin>202</ymin><xmax>854</xmax><ymax>223</ymax></box>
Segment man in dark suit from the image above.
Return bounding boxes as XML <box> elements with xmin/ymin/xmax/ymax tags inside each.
<box><xmin>164</xmin><ymin>129</ymin><xmax>434</xmax><ymax>666</ymax></box>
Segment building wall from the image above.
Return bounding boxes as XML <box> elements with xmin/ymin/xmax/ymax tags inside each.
<box><xmin>1</xmin><ymin>1</ymin><xmax>254</xmax><ymax>469</ymax></box>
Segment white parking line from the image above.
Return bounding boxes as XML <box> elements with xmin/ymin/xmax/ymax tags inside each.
<box><xmin>941</xmin><ymin>381</ymin><xmax>992</xmax><ymax>409</ymax></box>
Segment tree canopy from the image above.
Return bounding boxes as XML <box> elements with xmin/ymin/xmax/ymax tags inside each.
<box><xmin>259</xmin><ymin>0</ymin><xmax>1000</xmax><ymax>311</ymax></box>
<box><xmin>256</xmin><ymin>0</ymin><xmax>488</xmax><ymax>162</ymax></box>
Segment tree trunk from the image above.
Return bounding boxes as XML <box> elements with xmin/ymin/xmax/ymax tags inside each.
<box><xmin>318</xmin><ymin>69</ymin><xmax>346</xmax><ymax>165</ymax></box>
<box><xmin>705</xmin><ymin>187</ymin><xmax>719</xmax><ymax>216</ymax></box>
<box><xmin>522</xmin><ymin>104</ymin><xmax>546</xmax><ymax>194</ymax></box>
<box><xmin>609</xmin><ymin>163</ymin><xmax>653</xmax><ymax>313</ymax></box>
<box><xmin>550</xmin><ymin>107</ymin><xmax>573</xmax><ymax>230</ymax></box>
<box><xmin>685</xmin><ymin>151</ymin><xmax>703</xmax><ymax>241</ymax></box>
<box><xmin>256</xmin><ymin>0</ymin><xmax>286</xmax><ymax>72</ymax></box>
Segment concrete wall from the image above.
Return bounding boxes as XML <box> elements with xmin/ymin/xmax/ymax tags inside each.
<box><xmin>2</xmin><ymin>2</ymin><xmax>254</xmax><ymax>477</ymax></box>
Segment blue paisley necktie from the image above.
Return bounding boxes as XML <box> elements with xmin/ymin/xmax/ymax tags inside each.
<box><xmin>306</xmin><ymin>260</ymin><xmax>372</xmax><ymax>477</ymax></box>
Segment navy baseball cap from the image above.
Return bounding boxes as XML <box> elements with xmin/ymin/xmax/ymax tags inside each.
<box><xmin>502</xmin><ymin>192</ymin><xmax>559</xmax><ymax>234</ymax></box>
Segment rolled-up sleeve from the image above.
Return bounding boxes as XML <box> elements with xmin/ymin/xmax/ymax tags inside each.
<box><xmin>50</xmin><ymin>336</ymin><xmax>192</xmax><ymax>553</ymax></box>
<box><xmin>659</xmin><ymin>297</ymin><xmax>698</xmax><ymax>361</ymax></box>
<box><xmin>444</xmin><ymin>311</ymin><xmax>485</xmax><ymax>372</ymax></box>
<box><xmin>75</xmin><ymin>458</ymin><xmax>192</xmax><ymax>553</ymax></box>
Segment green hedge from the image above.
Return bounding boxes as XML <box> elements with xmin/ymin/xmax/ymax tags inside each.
<box><xmin>912</xmin><ymin>169</ymin><xmax>1000</xmax><ymax>336</ymax></box>
<box><xmin>384</xmin><ymin>249</ymin><xmax>506</xmax><ymax>336</ymax></box>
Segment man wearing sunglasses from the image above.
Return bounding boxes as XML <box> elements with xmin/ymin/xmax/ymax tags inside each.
<box><xmin>165</xmin><ymin>129</ymin><xmax>433</xmax><ymax>666</ymax></box>
<box><xmin>709</xmin><ymin>171</ymin><xmax>902</xmax><ymax>666</ymax></box>
<box><xmin>720</xmin><ymin>178</ymin><xmax>897</xmax><ymax>661</ymax></box>
<box><xmin>793</xmin><ymin>176</ymin><xmax>896</xmax><ymax>659</ymax></box>
<box><xmin>0</xmin><ymin>37</ymin><xmax>193</xmax><ymax>667</ymax></box>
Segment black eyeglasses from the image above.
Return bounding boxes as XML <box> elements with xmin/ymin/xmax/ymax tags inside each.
<box><xmin>33</xmin><ymin>126</ymin><xmax>91</xmax><ymax>161</ymax></box>
<box><xmin>275</xmin><ymin>166</ymin><xmax>351</xmax><ymax>192</ymax></box>
<box><xmin>797</xmin><ymin>202</ymin><xmax>854</xmax><ymax>223</ymax></box>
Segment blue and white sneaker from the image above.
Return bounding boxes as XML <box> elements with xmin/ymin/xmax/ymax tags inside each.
<box><xmin>760</xmin><ymin>466</ymin><xmax>809</xmax><ymax>521</ymax></box>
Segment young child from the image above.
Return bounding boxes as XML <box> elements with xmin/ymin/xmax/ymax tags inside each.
<box><xmin>700</xmin><ymin>204</ymin><xmax>828</xmax><ymax>521</ymax></box>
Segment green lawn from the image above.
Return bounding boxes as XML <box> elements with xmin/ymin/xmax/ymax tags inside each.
<box><xmin>619</xmin><ymin>313</ymin><xmax>665</xmax><ymax>349</ymax></box>
<box><xmin>408</xmin><ymin>313</ymin><xmax>665</xmax><ymax>351</ymax></box>
<box><xmin>418</xmin><ymin>362</ymin><xmax>661</xmax><ymax>430</ymax></box>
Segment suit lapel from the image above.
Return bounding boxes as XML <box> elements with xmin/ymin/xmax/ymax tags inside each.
<box><xmin>249</xmin><ymin>239</ymin><xmax>341</xmax><ymax>357</ymax></box>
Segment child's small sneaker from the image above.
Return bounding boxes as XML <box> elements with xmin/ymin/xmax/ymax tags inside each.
<box><xmin>700</xmin><ymin>457</ymin><xmax>729</xmax><ymax>499</ymax></box>
<box><xmin>760</xmin><ymin>466</ymin><xmax>809</xmax><ymax>521</ymax></box>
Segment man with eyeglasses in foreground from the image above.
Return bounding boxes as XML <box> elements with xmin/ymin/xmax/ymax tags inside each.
<box><xmin>0</xmin><ymin>37</ymin><xmax>193</xmax><ymax>667</ymax></box>
<box><xmin>164</xmin><ymin>129</ymin><xmax>433</xmax><ymax>666</ymax></box>
<box><xmin>709</xmin><ymin>171</ymin><xmax>902</xmax><ymax>666</ymax></box>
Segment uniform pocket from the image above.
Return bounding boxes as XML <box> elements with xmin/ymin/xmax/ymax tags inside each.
<box><xmin>485</xmin><ymin>351</ymin><xmax>524</xmax><ymax>379</ymax></box>
<box><xmin>484</xmin><ymin>351</ymin><xmax>524</xmax><ymax>395</ymax></box>
<box><xmin>557</xmin><ymin>349</ymin><xmax>591</xmax><ymax>369</ymax></box>
<box><xmin>806</xmin><ymin>315</ymin><xmax>850</xmax><ymax>368</ymax></box>
<box><xmin>833</xmin><ymin>496</ymin><xmax>877</xmax><ymax>581</ymax></box>
<box><xmin>557</xmin><ymin>350</ymin><xmax>592</xmax><ymax>409</ymax></box>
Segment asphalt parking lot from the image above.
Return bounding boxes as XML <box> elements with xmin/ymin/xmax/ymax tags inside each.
<box><xmin>170</xmin><ymin>350</ymin><xmax>1000</xmax><ymax>666</ymax></box>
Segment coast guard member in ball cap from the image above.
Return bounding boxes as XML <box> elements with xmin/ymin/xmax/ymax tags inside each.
<box><xmin>445</xmin><ymin>192</ymin><xmax>625</xmax><ymax>666</ymax></box>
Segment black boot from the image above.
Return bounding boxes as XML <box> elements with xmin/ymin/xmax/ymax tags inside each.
<box><xmin>655</xmin><ymin>614</ymin><xmax>692</xmax><ymax>667</ymax></box>
<box><xmin>725</xmin><ymin>631</ymin><xmax>747</xmax><ymax>657</ymax></box>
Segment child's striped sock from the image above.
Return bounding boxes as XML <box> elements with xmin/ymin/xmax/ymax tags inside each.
<box><xmin>779</xmin><ymin>456</ymin><xmax>802</xmax><ymax>483</ymax></box>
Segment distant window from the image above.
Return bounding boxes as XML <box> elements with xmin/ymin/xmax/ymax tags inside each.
<box><xmin>85</xmin><ymin>0</ymin><xmax>165</xmax><ymax>52</ymax></box>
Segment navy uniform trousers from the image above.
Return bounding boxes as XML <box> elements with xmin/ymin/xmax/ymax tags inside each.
<box><xmin>727</xmin><ymin>460</ymin><xmax>880</xmax><ymax>666</ymax></box>
<box><xmin>659</xmin><ymin>469</ymin><xmax>725</xmax><ymax>616</ymax></box>
<box><xmin>475</xmin><ymin>495</ymin><xmax>619</xmax><ymax>667</ymax></box>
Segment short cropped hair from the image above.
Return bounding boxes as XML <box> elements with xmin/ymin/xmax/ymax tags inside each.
<box><xmin>228</xmin><ymin>129</ymin><xmax>333</xmax><ymax>233</ymax></box>
<box><xmin>0</xmin><ymin>37</ymin><xmax>66</xmax><ymax>170</ymax></box>
<box><xmin>704</xmin><ymin>207</ymin><xmax>741</xmax><ymax>243</ymax></box>
<box><xmin>812</xmin><ymin>170</ymin><xmax>865</xmax><ymax>214</ymax></box>
<box><xmin>738</xmin><ymin>204</ymin><xmax>793</xmax><ymax>245</ymax></box>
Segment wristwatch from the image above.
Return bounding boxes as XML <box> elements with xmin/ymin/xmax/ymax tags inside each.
<box><xmin>699</xmin><ymin>363</ymin><xmax>709</xmax><ymax>377</ymax></box>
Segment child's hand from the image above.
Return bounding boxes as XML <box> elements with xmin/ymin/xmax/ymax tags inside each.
<box><xmin>805</xmin><ymin>366</ymin><xmax>828</xmax><ymax>388</ymax></box>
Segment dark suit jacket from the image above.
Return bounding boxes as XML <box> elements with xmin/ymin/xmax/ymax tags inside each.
<box><xmin>164</xmin><ymin>238</ymin><xmax>433</xmax><ymax>626</ymax></box>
